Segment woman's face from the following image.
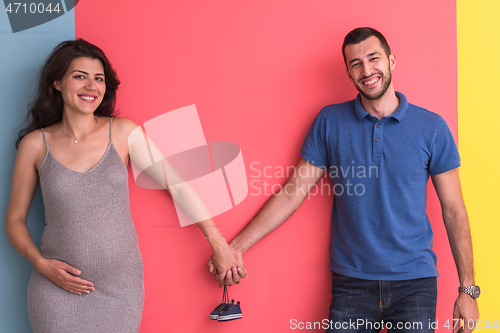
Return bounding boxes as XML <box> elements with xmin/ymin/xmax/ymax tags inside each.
<box><xmin>54</xmin><ymin>57</ymin><xmax>106</xmax><ymax>116</ymax></box>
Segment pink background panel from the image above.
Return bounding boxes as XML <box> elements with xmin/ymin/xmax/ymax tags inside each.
<box><xmin>76</xmin><ymin>0</ymin><xmax>457</xmax><ymax>331</ymax></box>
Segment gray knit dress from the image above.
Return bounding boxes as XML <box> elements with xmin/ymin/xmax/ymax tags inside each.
<box><xmin>27</xmin><ymin>118</ymin><xmax>144</xmax><ymax>333</ymax></box>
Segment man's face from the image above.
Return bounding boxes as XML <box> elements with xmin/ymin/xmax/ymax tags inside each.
<box><xmin>344</xmin><ymin>36</ymin><xmax>396</xmax><ymax>101</ymax></box>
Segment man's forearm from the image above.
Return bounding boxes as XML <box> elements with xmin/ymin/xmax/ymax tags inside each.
<box><xmin>230</xmin><ymin>158</ymin><xmax>325</xmax><ymax>255</ymax></box>
<box><xmin>230</xmin><ymin>188</ymin><xmax>305</xmax><ymax>254</ymax></box>
<box><xmin>443</xmin><ymin>205</ymin><xmax>475</xmax><ymax>286</ymax></box>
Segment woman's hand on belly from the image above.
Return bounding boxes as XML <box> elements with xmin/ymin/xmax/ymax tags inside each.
<box><xmin>35</xmin><ymin>258</ymin><xmax>95</xmax><ymax>295</ymax></box>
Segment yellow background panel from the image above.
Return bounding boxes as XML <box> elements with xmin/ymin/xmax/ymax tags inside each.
<box><xmin>458</xmin><ymin>0</ymin><xmax>500</xmax><ymax>322</ymax></box>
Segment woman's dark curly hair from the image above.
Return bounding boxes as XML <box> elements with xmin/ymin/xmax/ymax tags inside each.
<box><xmin>16</xmin><ymin>38</ymin><xmax>120</xmax><ymax>148</ymax></box>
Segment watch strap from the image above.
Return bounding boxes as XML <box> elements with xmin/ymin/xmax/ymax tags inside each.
<box><xmin>458</xmin><ymin>285</ymin><xmax>480</xmax><ymax>299</ymax></box>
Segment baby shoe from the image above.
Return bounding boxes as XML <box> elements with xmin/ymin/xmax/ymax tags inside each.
<box><xmin>217</xmin><ymin>300</ymin><xmax>242</xmax><ymax>321</ymax></box>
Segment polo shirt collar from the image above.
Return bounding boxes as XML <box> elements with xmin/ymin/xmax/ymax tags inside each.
<box><xmin>354</xmin><ymin>91</ymin><xmax>408</xmax><ymax>122</ymax></box>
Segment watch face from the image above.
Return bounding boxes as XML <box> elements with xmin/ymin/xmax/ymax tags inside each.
<box><xmin>473</xmin><ymin>286</ymin><xmax>481</xmax><ymax>298</ymax></box>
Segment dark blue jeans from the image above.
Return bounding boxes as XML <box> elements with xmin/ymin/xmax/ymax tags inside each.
<box><xmin>326</xmin><ymin>271</ymin><xmax>437</xmax><ymax>333</ymax></box>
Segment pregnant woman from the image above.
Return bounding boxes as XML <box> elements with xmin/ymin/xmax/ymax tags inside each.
<box><xmin>5</xmin><ymin>39</ymin><xmax>245</xmax><ymax>333</ymax></box>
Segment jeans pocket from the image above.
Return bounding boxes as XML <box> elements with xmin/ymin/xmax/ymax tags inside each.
<box><xmin>331</xmin><ymin>271</ymin><xmax>350</xmax><ymax>281</ymax></box>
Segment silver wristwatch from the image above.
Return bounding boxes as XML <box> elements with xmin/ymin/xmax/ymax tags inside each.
<box><xmin>458</xmin><ymin>285</ymin><xmax>481</xmax><ymax>299</ymax></box>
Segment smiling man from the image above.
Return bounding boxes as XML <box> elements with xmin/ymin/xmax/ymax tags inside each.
<box><xmin>209</xmin><ymin>27</ymin><xmax>479</xmax><ymax>332</ymax></box>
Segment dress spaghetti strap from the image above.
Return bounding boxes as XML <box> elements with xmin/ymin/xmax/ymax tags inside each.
<box><xmin>109</xmin><ymin>117</ymin><xmax>113</xmax><ymax>142</ymax></box>
<box><xmin>40</xmin><ymin>128</ymin><xmax>49</xmax><ymax>151</ymax></box>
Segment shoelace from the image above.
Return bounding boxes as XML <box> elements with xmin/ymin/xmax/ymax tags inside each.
<box><xmin>221</xmin><ymin>303</ymin><xmax>233</xmax><ymax>313</ymax></box>
<box><xmin>222</xmin><ymin>285</ymin><xmax>229</xmax><ymax>304</ymax></box>
<box><xmin>212</xmin><ymin>285</ymin><xmax>229</xmax><ymax>312</ymax></box>
<box><xmin>213</xmin><ymin>303</ymin><xmax>226</xmax><ymax>312</ymax></box>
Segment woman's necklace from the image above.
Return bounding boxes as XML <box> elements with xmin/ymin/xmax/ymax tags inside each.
<box><xmin>58</xmin><ymin>117</ymin><xmax>98</xmax><ymax>144</ymax></box>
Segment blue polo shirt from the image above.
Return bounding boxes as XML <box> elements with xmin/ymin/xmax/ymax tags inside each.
<box><xmin>300</xmin><ymin>92</ymin><xmax>460</xmax><ymax>280</ymax></box>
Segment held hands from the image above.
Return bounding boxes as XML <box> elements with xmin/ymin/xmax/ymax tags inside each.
<box><xmin>453</xmin><ymin>293</ymin><xmax>479</xmax><ymax>333</ymax></box>
<box><xmin>35</xmin><ymin>258</ymin><xmax>95</xmax><ymax>295</ymax></box>
<box><xmin>206</xmin><ymin>235</ymin><xmax>247</xmax><ymax>287</ymax></box>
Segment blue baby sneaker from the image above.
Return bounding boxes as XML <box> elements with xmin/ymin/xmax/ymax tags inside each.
<box><xmin>217</xmin><ymin>300</ymin><xmax>242</xmax><ymax>321</ymax></box>
<box><xmin>209</xmin><ymin>285</ymin><xmax>230</xmax><ymax>320</ymax></box>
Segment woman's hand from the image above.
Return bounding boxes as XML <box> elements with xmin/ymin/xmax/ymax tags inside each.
<box><xmin>207</xmin><ymin>233</ymin><xmax>247</xmax><ymax>287</ymax></box>
<box><xmin>207</xmin><ymin>244</ymin><xmax>246</xmax><ymax>287</ymax></box>
<box><xmin>35</xmin><ymin>258</ymin><xmax>95</xmax><ymax>295</ymax></box>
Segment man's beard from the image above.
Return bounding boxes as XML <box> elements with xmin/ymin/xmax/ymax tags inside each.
<box><xmin>355</xmin><ymin>69</ymin><xmax>392</xmax><ymax>101</ymax></box>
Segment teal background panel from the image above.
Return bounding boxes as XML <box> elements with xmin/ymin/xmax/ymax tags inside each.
<box><xmin>0</xmin><ymin>6</ymin><xmax>74</xmax><ymax>332</ymax></box>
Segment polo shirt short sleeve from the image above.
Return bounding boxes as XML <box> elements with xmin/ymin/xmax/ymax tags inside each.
<box><xmin>300</xmin><ymin>110</ymin><xmax>329</xmax><ymax>169</ymax></box>
<box><xmin>300</xmin><ymin>92</ymin><xmax>460</xmax><ymax>280</ymax></box>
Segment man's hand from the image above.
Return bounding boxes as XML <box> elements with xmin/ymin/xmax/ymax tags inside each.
<box><xmin>453</xmin><ymin>293</ymin><xmax>479</xmax><ymax>333</ymax></box>
<box><xmin>208</xmin><ymin>244</ymin><xmax>246</xmax><ymax>287</ymax></box>
<box><xmin>208</xmin><ymin>235</ymin><xmax>247</xmax><ymax>287</ymax></box>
